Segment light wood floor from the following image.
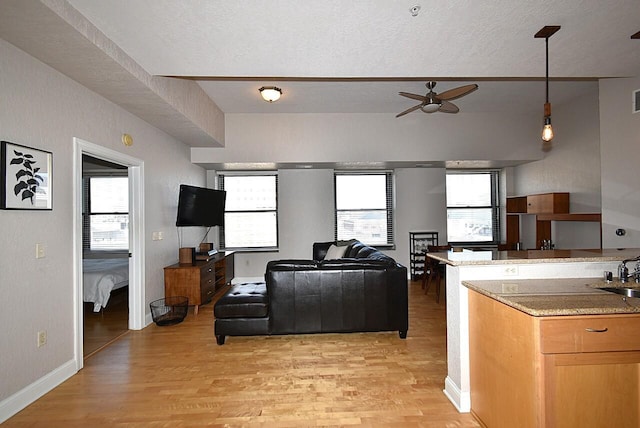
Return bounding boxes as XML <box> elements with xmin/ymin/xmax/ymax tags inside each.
<box><xmin>6</xmin><ymin>281</ymin><xmax>480</xmax><ymax>427</ymax></box>
<box><xmin>83</xmin><ymin>286</ymin><xmax>129</xmax><ymax>357</ymax></box>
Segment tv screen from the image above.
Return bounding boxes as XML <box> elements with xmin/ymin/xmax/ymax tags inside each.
<box><xmin>176</xmin><ymin>184</ymin><xmax>226</xmax><ymax>227</ymax></box>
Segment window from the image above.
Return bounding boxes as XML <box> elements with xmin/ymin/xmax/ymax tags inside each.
<box><xmin>219</xmin><ymin>173</ymin><xmax>278</xmax><ymax>250</ymax></box>
<box><xmin>446</xmin><ymin>170</ymin><xmax>499</xmax><ymax>244</ymax></box>
<box><xmin>334</xmin><ymin>171</ymin><xmax>394</xmax><ymax>247</ymax></box>
<box><xmin>83</xmin><ymin>176</ymin><xmax>129</xmax><ymax>251</ymax></box>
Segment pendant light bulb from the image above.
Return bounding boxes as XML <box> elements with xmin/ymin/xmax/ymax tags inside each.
<box><xmin>542</xmin><ymin>117</ymin><xmax>554</xmax><ymax>142</ymax></box>
<box><xmin>541</xmin><ymin>102</ymin><xmax>553</xmax><ymax>142</ymax></box>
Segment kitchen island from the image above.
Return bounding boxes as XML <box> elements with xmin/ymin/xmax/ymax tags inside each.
<box><xmin>463</xmin><ymin>277</ymin><xmax>640</xmax><ymax>428</ymax></box>
<box><xmin>427</xmin><ymin>248</ymin><xmax>640</xmax><ymax>413</ymax></box>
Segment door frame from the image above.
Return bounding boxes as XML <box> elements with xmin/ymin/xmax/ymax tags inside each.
<box><xmin>73</xmin><ymin>137</ymin><xmax>145</xmax><ymax>371</ymax></box>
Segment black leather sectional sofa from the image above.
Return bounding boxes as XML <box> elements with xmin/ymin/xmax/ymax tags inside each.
<box><xmin>214</xmin><ymin>240</ymin><xmax>409</xmax><ymax>344</ymax></box>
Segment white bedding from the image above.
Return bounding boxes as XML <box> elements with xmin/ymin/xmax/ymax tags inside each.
<box><xmin>83</xmin><ymin>258</ymin><xmax>129</xmax><ymax>312</ymax></box>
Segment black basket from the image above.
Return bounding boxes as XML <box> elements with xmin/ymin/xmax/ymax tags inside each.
<box><xmin>150</xmin><ymin>296</ymin><xmax>188</xmax><ymax>326</ymax></box>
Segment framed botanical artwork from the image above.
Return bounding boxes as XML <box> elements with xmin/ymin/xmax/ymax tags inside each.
<box><xmin>1</xmin><ymin>141</ymin><xmax>53</xmax><ymax>210</ymax></box>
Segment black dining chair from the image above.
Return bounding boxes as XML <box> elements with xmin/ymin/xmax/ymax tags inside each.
<box><xmin>422</xmin><ymin>245</ymin><xmax>451</xmax><ymax>303</ymax></box>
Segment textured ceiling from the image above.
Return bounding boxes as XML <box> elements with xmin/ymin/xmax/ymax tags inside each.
<box><xmin>63</xmin><ymin>0</ymin><xmax>639</xmax><ymax>115</ymax></box>
<box><xmin>2</xmin><ymin>0</ymin><xmax>639</xmax><ymax>136</ymax></box>
<box><xmin>67</xmin><ymin>0</ymin><xmax>640</xmax><ymax>79</ymax></box>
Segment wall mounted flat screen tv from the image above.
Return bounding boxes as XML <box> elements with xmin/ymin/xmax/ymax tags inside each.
<box><xmin>176</xmin><ymin>184</ymin><xmax>226</xmax><ymax>227</ymax></box>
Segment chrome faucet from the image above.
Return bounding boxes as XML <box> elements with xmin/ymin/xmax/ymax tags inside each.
<box><xmin>617</xmin><ymin>256</ymin><xmax>640</xmax><ymax>283</ymax></box>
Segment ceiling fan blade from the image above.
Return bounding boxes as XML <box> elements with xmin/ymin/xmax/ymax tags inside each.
<box><xmin>439</xmin><ymin>100</ymin><xmax>459</xmax><ymax>114</ymax></box>
<box><xmin>396</xmin><ymin>104</ymin><xmax>423</xmax><ymax>117</ymax></box>
<box><xmin>399</xmin><ymin>92</ymin><xmax>427</xmax><ymax>102</ymax></box>
<box><xmin>437</xmin><ymin>84</ymin><xmax>479</xmax><ymax>101</ymax></box>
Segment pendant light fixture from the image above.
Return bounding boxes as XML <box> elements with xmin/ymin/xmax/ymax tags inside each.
<box><xmin>535</xmin><ymin>25</ymin><xmax>560</xmax><ymax>142</ymax></box>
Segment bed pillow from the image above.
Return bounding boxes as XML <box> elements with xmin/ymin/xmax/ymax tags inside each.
<box><xmin>324</xmin><ymin>244</ymin><xmax>349</xmax><ymax>260</ymax></box>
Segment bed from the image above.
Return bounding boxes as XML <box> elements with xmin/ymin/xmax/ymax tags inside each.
<box><xmin>83</xmin><ymin>258</ymin><xmax>129</xmax><ymax>312</ymax></box>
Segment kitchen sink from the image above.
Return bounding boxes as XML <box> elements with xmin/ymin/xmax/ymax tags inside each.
<box><xmin>600</xmin><ymin>287</ymin><xmax>640</xmax><ymax>298</ymax></box>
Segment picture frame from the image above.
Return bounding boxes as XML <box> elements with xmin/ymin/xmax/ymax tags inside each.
<box><xmin>1</xmin><ymin>141</ymin><xmax>53</xmax><ymax>210</ymax></box>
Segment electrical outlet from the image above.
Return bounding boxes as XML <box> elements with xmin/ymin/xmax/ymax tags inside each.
<box><xmin>502</xmin><ymin>283</ymin><xmax>519</xmax><ymax>293</ymax></box>
<box><xmin>504</xmin><ymin>266</ymin><xmax>519</xmax><ymax>276</ymax></box>
<box><xmin>37</xmin><ymin>330</ymin><xmax>47</xmax><ymax>347</ymax></box>
<box><xmin>152</xmin><ymin>231</ymin><xmax>164</xmax><ymax>241</ymax></box>
<box><xmin>35</xmin><ymin>243</ymin><xmax>45</xmax><ymax>259</ymax></box>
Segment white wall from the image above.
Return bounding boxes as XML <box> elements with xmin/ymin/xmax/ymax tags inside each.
<box><xmin>196</xmin><ymin>106</ymin><xmax>543</xmax><ymax>278</ymax></box>
<box><xmin>392</xmin><ymin>168</ymin><xmax>448</xmax><ymax>267</ymax></box>
<box><xmin>0</xmin><ymin>40</ymin><xmax>205</xmax><ymax>408</ymax></box>
<box><xmin>599</xmin><ymin>76</ymin><xmax>640</xmax><ymax>248</ymax></box>
<box><xmin>193</xmin><ymin>111</ymin><xmax>544</xmax><ymax>166</ymax></box>
<box><xmin>511</xmin><ymin>87</ymin><xmax>602</xmax><ymax>249</ymax></box>
<box><xmin>209</xmin><ymin>167</ymin><xmax>447</xmax><ymax>280</ymax></box>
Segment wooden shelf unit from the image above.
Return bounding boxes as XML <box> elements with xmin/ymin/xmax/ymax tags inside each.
<box><xmin>409</xmin><ymin>231</ymin><xmax>439</xmax><ymax>280</ymax></box>
<box><xmin>506</xmin><ymin>193</ymin><xmax>601</xmax><ymax>249</ymax></box>
<box><xmin>164</xmin><ymin>251</ymin><xmax>234</xmax><ymax>314</ymax></box>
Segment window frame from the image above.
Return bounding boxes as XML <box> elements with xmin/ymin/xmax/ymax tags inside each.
<box><xmin>82</xmin><ymin>174</ymin><xmax>130</xmax><ymax>253</ymax></box>
<box><xmin>334</xmin><ymin>170</ymin><xmax>395</xmax><ymax>249</ymax></box>
<box><xmin>445</xmin><ymin>170</ymin><xmax>500</xmax><ymax>247</ymax></box>
<box><xmin>218</xmin><ymin>172</ymin><xmax>279</xmax><ymax>252</ymax></box>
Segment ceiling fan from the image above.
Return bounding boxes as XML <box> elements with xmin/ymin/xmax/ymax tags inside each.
<box><xmin>396</xmin><ymin>81</ymin><xmax>478</xmax><ymax>117</ymax></box>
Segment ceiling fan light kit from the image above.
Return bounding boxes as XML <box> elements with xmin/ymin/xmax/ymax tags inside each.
<box><xmin>259</xmin><ymin>86</ymin><xmax>282</xmax><ymax>103</ymax></box>
<box><xmin>535</xmin><ymin>25</ymin><xmax>561</xmax><ymax>143</ymax></box>
<box><xmin>396</xmin><ymin>81</ymin><xmax>478</xmax><ymax>117</ymax></box>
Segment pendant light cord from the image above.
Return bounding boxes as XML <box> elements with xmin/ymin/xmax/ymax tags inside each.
<box><xmin>545</xmin><ymin>36</ymin><xmax>549</xmax><ymax>104</ymax></box>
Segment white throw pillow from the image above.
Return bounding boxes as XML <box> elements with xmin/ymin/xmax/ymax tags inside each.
<box><xmin>324</xmin><ymin>244</ymin><xmax>348</xmax><ymax>260</ymax></box>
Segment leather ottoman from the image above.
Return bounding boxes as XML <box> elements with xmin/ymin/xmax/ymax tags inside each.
<box><xmin>214</xmin><ymin>282</ymin><xmax>269</xmax><ymax>345</ymax></box>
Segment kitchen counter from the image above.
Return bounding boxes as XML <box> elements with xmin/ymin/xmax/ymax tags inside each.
<box><xmin>462</xmin><ymin>278</ymin><xmax>640</xmax><ymax>316</ymax></box>
<box><xmin>428</xmin><ymin>248</ymin><xmax>640</xmax><ymax>266</ymax></box>
<box><xmin>439</xmin><ymin>249</ymin><xmax>640</xmax><ymax>413</ymax></box>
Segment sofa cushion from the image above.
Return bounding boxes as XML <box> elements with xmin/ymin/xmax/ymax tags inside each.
<box><xmin>344</xmin><ymin>241</ymin><xmax>366</xmax><ymax>258</ymax></box>
<box><xmin>319</xmin><ymin>259</ymin><xmax>391</xmax><ymax>270</ymax></box>
<box><xmin>214</xmin><ymin>282</ymin><xmax>269</xmax><ymax>319</ymax></box>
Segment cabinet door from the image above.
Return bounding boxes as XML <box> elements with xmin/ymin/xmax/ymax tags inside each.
<box><xmin>526</xmin><ymin>193</ymin><xmax>569</xmax><ymax>214</ymax></box>
<box><xmin>545</xmin><ymin>352</ymin><xmax>640</xmax><ymax>428</ymax></box>
<box><xmin>506</xmin><ymin>196</ymin><xmax>527</xmax><ymax>213</ymax></box>
<box><xmin>164</xmin><ymin>267</ymin><xmax>202</xmax><ymax>305</ymax></box>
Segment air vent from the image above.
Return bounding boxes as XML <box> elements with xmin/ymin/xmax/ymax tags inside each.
<box><xmin>634</xmin><ymin>89</ymin><xmax>640</xmax><ymax>114</ymax></box>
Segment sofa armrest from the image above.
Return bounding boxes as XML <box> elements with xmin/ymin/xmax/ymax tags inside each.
<box><xmin>312</xmin><ymin>242</ymin><xmax>334</xmax><ymax>261</ymax></box>
<box><xmin>266</xmin><ymin>259</ymin><xmax>318</xmax><ymax>271</ymax></box>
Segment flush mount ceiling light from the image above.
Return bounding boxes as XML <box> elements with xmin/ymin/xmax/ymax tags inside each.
<box><xmin>259</xmin><ymin>86</ymin><xmax>282</xmax><ymax>103</ymax></box>
<box><xmin>535</xmin><ymin>25</ymin><xmax>561</xmax><ymax>143</ymax></box>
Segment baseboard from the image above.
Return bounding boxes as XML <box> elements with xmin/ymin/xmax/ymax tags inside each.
<box><xmin>144</xmin><ymin>311</ymin><xmax>154</xmax><ymax>327</ymax></box>
<box><xmin>232</xmin><ymin>276</ymin><xmax>265</xmax><ymax>284</ymax></box>
<box><xmin>0</xmin><ymin>359</ymin><xmax>77</xmax><ymax>423</ymax></box>
<box><xmin>443</xmin><ymin>376</ymin><xmax>471</xmax><ymax>413</ymax></box>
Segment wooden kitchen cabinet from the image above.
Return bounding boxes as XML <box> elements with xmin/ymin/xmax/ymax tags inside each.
<box><xmin>525</xmin><ymin>192</ymin><xmax>569</xmax><ymax>214</ymax></box>
<box><xmin>506</xmin><ymin>196</ymin><xmax>527</xmax><ymax>213</ymax></box>
<box><xmin>505</xmin><ymin>192</ymin><xmax>601</xmax><ymax>249</ymax></box>
<box><xmin>506</xmin><ymin>193</ymin><xmax>568</xmax><ymax>215</ymax></box>
<box><xmin>164</xmin><ymin>251</ymin><xmax>234</xmax><ymax>314</ymax></box>
<box><xmin>469</xmin><ymin>289</ymin><xmax>640</xmax><ymax>428</ymax></box>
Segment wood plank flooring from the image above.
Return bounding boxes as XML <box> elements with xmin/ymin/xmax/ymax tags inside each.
<box><xmin>83</xmin><ymin>286</ymin><xmax>129</xmax><ymax>358</ymax></box>
<box><xmin>5</xmin><ymin>281</ymin><xmax>480</xmax><ymax>427</ymax></box>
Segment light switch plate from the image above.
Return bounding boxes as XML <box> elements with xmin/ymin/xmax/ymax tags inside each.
<box><xmin>35</xmin><ymin>243</ymin><xmax>45</xmax><ymax>259</ymax></box>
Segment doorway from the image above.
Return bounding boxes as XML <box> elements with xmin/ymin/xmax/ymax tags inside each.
<box><xmin>82</xmin><ymin>155</ymin><xmax>130</xmax><ymax>357</ymax></box>
<box><xmin>73</xmin><ymin>138</ymin><xmax>145</xmax><ymax>371</ymax></box>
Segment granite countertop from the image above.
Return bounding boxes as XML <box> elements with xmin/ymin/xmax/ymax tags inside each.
<box><xmin>463</xmin><ymin>278</ymin><xmax>640</xmax><ymax>316</ymax></box>
<box><xmin>428</xmin><ymin>248</ymin><xmax>640</xmax><ymax>266</ymax></box>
